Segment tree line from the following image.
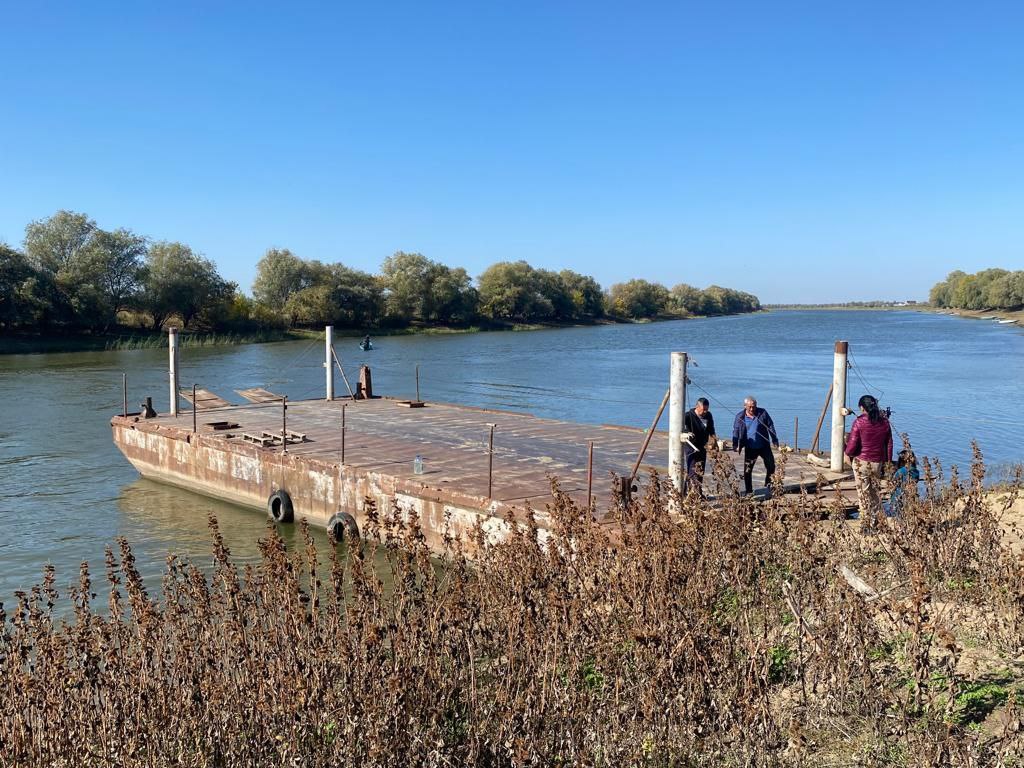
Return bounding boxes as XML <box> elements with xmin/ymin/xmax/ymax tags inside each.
<box><xmin>1</xmin><ymin>210</ymin><xmax>760</xmax><ymax>333</ymax></box>
<box><xmin>929</xmin><ymin>269</ymin><xmax>1024</xmax><ymax>311</ymax></box>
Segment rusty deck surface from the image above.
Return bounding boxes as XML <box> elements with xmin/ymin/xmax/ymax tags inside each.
<box><xmin>130</xmin><ymin>396</ymin><xmax>851</xmax><ymax>517</ymax></box>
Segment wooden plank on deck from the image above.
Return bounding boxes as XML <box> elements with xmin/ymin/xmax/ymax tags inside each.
<box><xmin>236</xmin><ymin>387</ymin><xmax>285</xmax><ymax>404</ymax></box>
<box><xmin>179</xmin><ymin>387</ymin><xmax>232</xmax><ymax>409</ymax></box>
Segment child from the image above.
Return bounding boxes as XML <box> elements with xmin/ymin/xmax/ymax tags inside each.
<box><xmin>886</xmin><ymin>449</ymin><xmax>921</xmax><ymax>517</ymax></box>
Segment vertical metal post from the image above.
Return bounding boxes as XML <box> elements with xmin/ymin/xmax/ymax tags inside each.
<box><xmin>830</xmin><ymin>341</ymin><xmax>849</xmax><ymax>471</ymax></box>
<box><xmin>341</xmin><ymin>403</ymin><xmax>347</xmax><ymax>464</ymax></box>
<box><xmin>325</xmin><ymin>325</ymin><xmax>334</xmax><ymax>401</ymax></box>
<box><xmin>587</xmin><ymin>441</ymin><xmax>594</xmax><ymax>509</ymax></box>
<box><xmin>415</xmin><ymin>364</ymin><xmax>420</xmax><ymax>403</ymax></box>
<box><xmin>282</xmin><ymin>395</ymin><xmax>288</xmax><ymax>454</ymax></box>
<box><xmin>668</xmin><ymin>352</ymin><xmax>688</xmax><ymax>493</ymax></box>
<box><xmin>122</xmin><ymin>373</ymin><xmax>127</xmax><ymax>417</ymax></box>
<box><xmin>168</xmin><ymin>328</ymin><xmax>179</xmax><ymax>416</ymax></box>
<box><xmin>487</xmin><ymin>424</ymin><xmax>495</xmax><ymax>498</ymax></box>
<box><xmin>192</xmin><ymin>384</ymin><xmax>197</xmax><ymax>434</ymax></box>
<box><xmin>794</xmin><ymin>416</ymin><xmax>799</xmax><ymax>453</ymax></box>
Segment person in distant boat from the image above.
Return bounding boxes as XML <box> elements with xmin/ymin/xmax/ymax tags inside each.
<box><xmin>731</xmin><ymin>396</ymin><xmax>779</xmax><ymax>494</ymax></box>
<box><xmin>681</xmin><ymin>398</ymin><xmax>716</xmax><ymax>495</ymax></box>
<box><xmin>362</xmin><ymin>334</ymin><xmax>372</xmax><ymax>349</ymax></box>
<box><xmin>844</xmin><ymin>394</ymin><xmax>894</xmax><ymax>534</ymax></box>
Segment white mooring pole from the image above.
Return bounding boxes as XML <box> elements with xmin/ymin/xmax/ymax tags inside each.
<box><xmin>168</xmin><ymin>327</ymin><xmax>179</xmax><ymax>416</ymax></box>
<box><xmin>668</xmin><ymin>351</ymin><xmax>688</xmax><ymax>493</ymax></box>
<box><xmin>325</xmin><ymin>325</ymin><xmax>334</xmax><ymax>401</ymax></box>
<box><xmin>830</xmin><ymin>340</ymin><xmax>849</xmax><ymax>471</ymax></box>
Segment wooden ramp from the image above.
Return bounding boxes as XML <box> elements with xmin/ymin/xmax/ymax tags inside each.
<box><xmin>179</xmin><ymin>387</ymin><xmax>232</xmax><ymax>409</ymax></box>
<box><xmin>236</xmin><ymin>387</ymin><xmax>285</xmax><ymax>404</ymax></box>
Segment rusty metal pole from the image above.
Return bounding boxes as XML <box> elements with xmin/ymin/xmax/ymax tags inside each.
<box><xmin>626</xmin><ymin>391</ymin><xmax>667</xmax><ymax>481</ymax></box>
<box><xmin>487</xmin><ymin>424</ymin><xmax>495</xmax><ymax>498</ymax></box>
<box><xmin>169</xmin><ymin>328</ymin><xmax>179</xmax><ymax>416</ymax></box>
<box><xmin>794</xmin><ymin>416</ymin><xmax>799</xmax><ymax>453</ymax></box>
<box><xmin>282</xmin><ymin>395</ymin><xmax>288</xmax><ymax>454</ymax></box>
<box><xmin>122</xmin><ymin>373</ymin><xmax>127</xmax><ymax>417</ymax></box>
<box><xmin>415</xmin><ymin>364</ymin><xmax>420</xmax><ymax>403</ymax></box>
<box><xmin>192</xmin><ymin>384</ymin><xmax>197</xmax><ymax>434</ymax></box>
<box><xmin>341</xmin><ymin>403</ymin><xmax>347</xmax><ymax>464</ymax></box>
<box><xmin>325</xmin><ymin>325</ymin><xmax>334</xmax><ymax>401</ymax></box>
<box><xmin>809</xmin><ymin>383</ymin><xmax>833</xmax><ymax>455</ymax></box>
<box><xmin>587</xmin><ymin>440</ymin><xmax>594</xmax><ymax>509</ymax></box>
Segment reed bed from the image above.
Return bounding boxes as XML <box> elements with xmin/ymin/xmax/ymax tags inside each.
<box><xmin>104</xmin><ymin>331</ymin><xmax>292</xmax><ymax>351</ymax></box>
<box><xmin>2</xmin><ymin>449</ymin><xmax>1023</xmax><ymax>766</ymax></box>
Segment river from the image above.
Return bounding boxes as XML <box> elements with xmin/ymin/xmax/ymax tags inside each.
<box><xmin>1</xmin><ymin>310</ymin><xmax>1021</xmax><ymax>603</ymax></box>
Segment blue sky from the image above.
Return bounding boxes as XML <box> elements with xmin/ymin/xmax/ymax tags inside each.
<box><xmin>2</xmin><ymin>1</ymin><xmax>1022</xmax><ymax>303</ymax></box>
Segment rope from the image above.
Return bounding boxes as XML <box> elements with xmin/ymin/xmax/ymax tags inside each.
<box><xmin>265</xmin><ymin>332</ymin><xmax>324</xmax><ymax>388</ymax></box>
<box><xmin>847</xmin><ymin>349</ymin><xmax>885</xmax><ymax>399</ymax></box>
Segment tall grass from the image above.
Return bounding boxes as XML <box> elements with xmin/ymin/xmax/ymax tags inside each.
<box><xmin>104</xmin><ymin>330</ymin><xmax>293</xmax><ymax>351</ymax></box>
<box><xmin>2</xmin><ymin>448</ymin><xmax>1022</xmax><ymax>766</ymax></box>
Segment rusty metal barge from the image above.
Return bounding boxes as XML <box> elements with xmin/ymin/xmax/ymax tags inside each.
<box><xmin>110</xmin><ymin>329</ymin><xmax>856</xmax><ymax>552</ymax></box>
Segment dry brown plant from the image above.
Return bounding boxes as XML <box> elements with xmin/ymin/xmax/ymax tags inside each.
<box><xmin>2</xmin><ymin>449</ymin><xmax>1023</xmax><ymax>766</ymax></box>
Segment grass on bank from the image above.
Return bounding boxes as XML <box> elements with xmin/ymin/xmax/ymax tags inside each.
<box><xmin>3</xmin><ymin>445</ymin><xmax>1023</xmax><ymax>766</ymax></box>
<box><xmin>0</xmin><ymin>314</ymin><xmax>664</xmax><ymax>355</ymax></box>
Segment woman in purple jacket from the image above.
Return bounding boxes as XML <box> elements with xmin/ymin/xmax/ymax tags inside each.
<box><xmin>844</xmin><ymin>394</ymin><xmax>893</xmax><ymax>534</ymax></box>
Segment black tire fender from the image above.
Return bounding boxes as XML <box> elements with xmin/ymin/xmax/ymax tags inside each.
<box><xmin>267</xmin><ymin>489</ymin><xmax>294</xmax><ymax>523</ymax></box>
<box><xmin>326</xmin><ymin>512</ymin><xmax>359</xmax><ymax>542</ymax></box>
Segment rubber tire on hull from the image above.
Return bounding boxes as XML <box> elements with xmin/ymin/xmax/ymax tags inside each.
<box><xmin>267</xmin><ymin>490</ymin><xmax>294</xmax><ymax>523</ymax></box>
<box><xmin>326</xmin><ymin>512</ymin><xmax>360</xmax><ymax>542</ymax></box>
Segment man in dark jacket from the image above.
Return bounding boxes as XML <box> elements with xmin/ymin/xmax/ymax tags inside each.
<box><xmin>682</xmin><ymin>397</ymin><xmax>716</xmax><ymax>494</ymax></box>
<box><xmin>731</xmin><ymin>396</ymin><xmax>779</xmax><ymax>494</ymax></box>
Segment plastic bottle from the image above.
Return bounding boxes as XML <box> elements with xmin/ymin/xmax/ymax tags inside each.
<box><xmin>414</xmin><ymin>454</ymin><xmax>424</xmax><ymax>475</ymax></box>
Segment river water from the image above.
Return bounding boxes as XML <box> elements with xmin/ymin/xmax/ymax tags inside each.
<box><xmin>1</xmin><ymin>310</ymin><xmax>1021</xmax><ymax>603</ymax></box>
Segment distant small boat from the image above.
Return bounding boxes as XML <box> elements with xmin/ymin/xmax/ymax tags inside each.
<box><xmin>980</xmin><ymin>315</ymin><xmax>995</xmax><ymax>319</ymax></box>
<box><xmin>359</xmin><ymin>341</ymin><xmax>374</xmax><ymax>350</ymax></box>
<box><xmin>998</xmin><ymin>319</ymin><xmax>1017</xmax><ymax>325</ymax></box>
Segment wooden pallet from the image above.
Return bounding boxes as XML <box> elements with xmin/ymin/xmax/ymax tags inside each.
<box><xmin>241</xmin><ymin>429</ymin><xmax>308</xmax><ymax>447</ymax></box>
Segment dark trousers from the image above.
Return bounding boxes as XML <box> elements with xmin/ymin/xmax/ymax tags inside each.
<box><xmin>741</xmin><ymin>444</ymin><xmax>775</xmax><ymax>493</ymax></box>
<box><xmin>684</xmin><ymin>449</ymin><xmax>707</xmax><ymax>494</ymax></box>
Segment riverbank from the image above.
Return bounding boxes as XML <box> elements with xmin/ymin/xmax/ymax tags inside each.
<box><xmin>764</xmin><ymin>304</ymin><xmax>915</xmax><ymax>311</ymax></box>
<box><xmin>0</xmin><ymin>329</ymin><xmax>303</xmax><ymax>355</ymax></box>
<box><xmin>1</xmin><ymin>312</ymin><xmax>760</xmax><ymax>355</ymax></box>
<box><xmin>923</xmin><ymin>306</ymin><xmax>1024</xmax><ymax>323</ymax></box>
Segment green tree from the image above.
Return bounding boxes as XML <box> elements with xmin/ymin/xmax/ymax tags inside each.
<box><xmin>930</xmin><ymin>270</ymin><xmax>967</xmax><ymax>308</ymax></box>
<box><xmin>478</xmin><ymin>261</ymin><xmax>553</xmax><ymax>321</ymax></box>
<box><xmin>670</xmin><ymin>283</ymin><xmax>703</xmax><ymax>315</ymax></box>
<box><xmin>141</xmin><ymin>242</ymin><xmax>232</xmax><ymax>329</ymax></box>
<box><xmin>534</xmin><ymin>269</ymin><xmax>573</xmax><ymax>320</ymax></box>
<box><xmin>284</xmin><ymin>264</ymin><xmax>384</xmax><ymax>328</ymax></box>
<box><xmin>606</xmin><ymin>279</ymin><xmax>669</xmax><ymax>319</ymax></box>
<box><xmin>984</xmin><ymin>271</ymin><xmax>1024</xmax><ymax>309</ymax></box>
<box><xmin>23</xmin><ymin>210</ymin><xmax>97</xmax><ymax>274</ymax></box>
<box><xmin>429</xmin><ymin>266</ymin><xmax>478</xmax><ymax>323</ymax></box>
<box><xmin>380</xmin><ymin>251</ymin><xmax>479</xmax><ymax>324</ymax></box>
<box><xmin>952</xmin><ymin>275</ymin><xmax>985</xmax><ymax>310</ymax></box>
<box><xmin>86</xmin><ymin>228</ymin><xmax>148</xmax><ymax>317</ymax></box>
<box><xmin>380</xmin><ymin>251</ymin><xmax>433</xmax><ymax>321</ymax></box>
<box><xmin>252</xmin><ymin>249</ymin><xmax>321</xmax><ymax>309</ymax></box>
<box><xmin>559</xmin><ymin>270</ymin><xmax>604</xmax><ymax>319</ymax></box>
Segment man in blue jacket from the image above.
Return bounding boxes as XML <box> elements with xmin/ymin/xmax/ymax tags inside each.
<box><xmin>732</xmin><ymin>396</ymin><xmax>779</xmax><ymax>494</ymax></box>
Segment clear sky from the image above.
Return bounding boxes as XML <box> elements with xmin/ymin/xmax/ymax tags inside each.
<box><xmin>2</xmin><ymin>1</ymin><xmax>1022</xmax><ymax>303</ymax></box>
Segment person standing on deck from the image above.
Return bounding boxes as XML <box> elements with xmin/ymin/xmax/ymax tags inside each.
<box><xmin>844</xmin><ymin>394</ymin><xmax>893</xmax><ymax>534</ymax></box>
<box><xmin>732</xmin><ymin>396</ymin><xmax>779</xmax><ymax>494</ymax></box>
<box><xmin>682</xmin><ymin>398</ymin><xmax>716</xmax><ymax>495</ymax></box>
